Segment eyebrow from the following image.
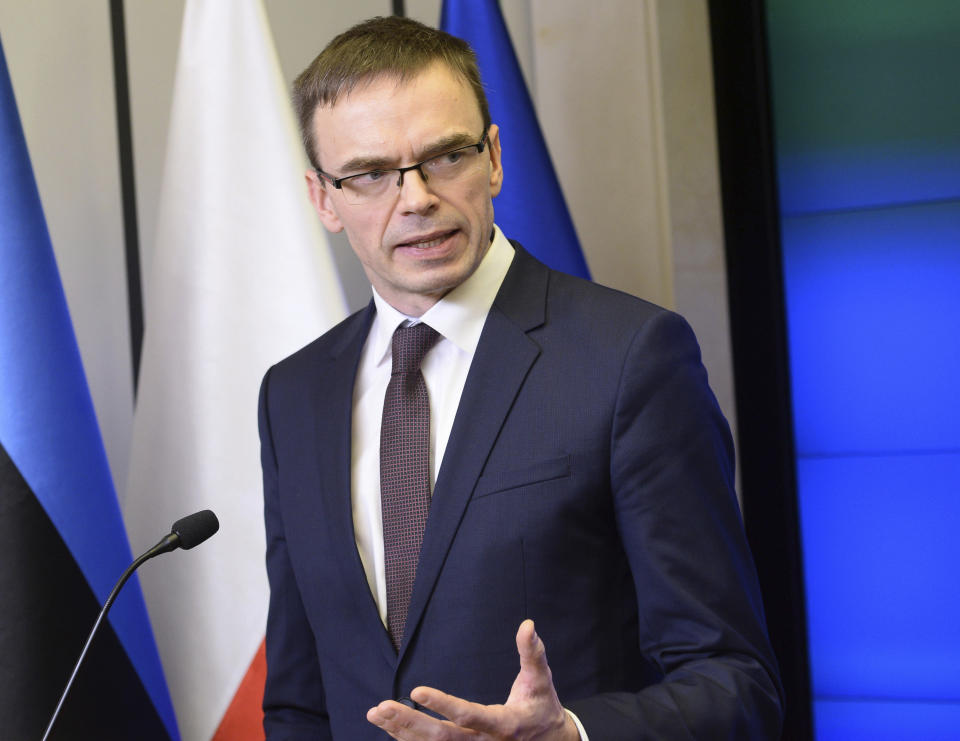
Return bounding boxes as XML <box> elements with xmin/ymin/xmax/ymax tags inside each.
<box><xmin>336</xmin><ymin>131</ymin><xmax>479</xmax><ymax>175</ymax></box>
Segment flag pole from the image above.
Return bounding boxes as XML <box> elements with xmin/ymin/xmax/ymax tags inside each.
<box><xmin>109</xmin><ymin>0</ymin><xmax>144</xmax><ymax>396</ymax></box>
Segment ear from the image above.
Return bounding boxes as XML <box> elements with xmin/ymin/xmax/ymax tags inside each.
<box><xmin>306</xmin><ymin>170</ymin><xmax>344</xmax><ymax>233</ymax></box>
<box><xmin>486</xmin><ymin>124</ymin><xmax>504</xmax><ymax>198</ymax></box>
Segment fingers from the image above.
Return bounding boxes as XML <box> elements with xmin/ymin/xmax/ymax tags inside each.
<box><xmin>366</xmin><ymin>699</ymin><xmax>415</xmax><ymax>740</ymax></box>
<box><xmin>367</xmin><ymin>697</ymin><xmax>477</xmax><ymax>740</ymax></box>
<box><xmin>411</xmin><ymin>686</ymin><xmax>509</xmax><ymax>736</ymax></box>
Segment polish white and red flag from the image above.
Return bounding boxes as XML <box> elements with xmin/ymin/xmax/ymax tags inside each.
<box><xmin>124</xmin><ymin>0</ymin><xmax>346</xmax><ymax>738</ymax></box>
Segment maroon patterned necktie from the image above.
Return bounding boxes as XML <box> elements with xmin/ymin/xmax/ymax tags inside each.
<box><xmin>381</xmin><ymin>322</ymin><xmax>440</xmax><ymax>651</ymax></box>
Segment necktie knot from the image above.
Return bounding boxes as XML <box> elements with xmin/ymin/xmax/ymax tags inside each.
<box><xmin>391</xmin><ymin>323</ymin><xmax>440</xmax><ymax>375</ymax></box>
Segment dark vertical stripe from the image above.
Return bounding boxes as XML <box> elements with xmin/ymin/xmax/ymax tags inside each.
<box><xmin>110</xmin><ymin>0</ymin><xmax>144</xmax><ymax>396</ymax></box>
<box><xmin>0</xmin><ymin>443</ymin><xmax>169</xmax><ymax>740</ymax></box>
<box><xmin>392</xmin><ymin>0</ymin><xmax>405</xmax><ymax>18</ymax></box>
<box><xmin>707</xmin><ymin>1</ymin><xmax>813</xmax><ymax>738</ymax></box>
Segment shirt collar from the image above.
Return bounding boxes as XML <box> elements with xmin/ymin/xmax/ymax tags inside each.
<box><xmin>369</xmin><ymin>224</ymin><xmax>515</xmax><ymax>366</ymax></box>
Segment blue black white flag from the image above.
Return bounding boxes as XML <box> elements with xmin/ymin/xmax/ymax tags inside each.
<box><xmin>0</xmin><ymin>34</ymin><xmax>177</xmax><ymax>740</ymax></box>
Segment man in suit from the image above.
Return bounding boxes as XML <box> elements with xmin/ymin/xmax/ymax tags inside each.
<box><xmin>259</xmin><ymin>16</ymin><xmax>783</xmax><ymax>740</ymax></box>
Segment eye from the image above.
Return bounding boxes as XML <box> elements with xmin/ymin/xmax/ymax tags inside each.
<box><xmin>354</xmin><ymin>170</ymin><xmax>388</xmax><ymax>185</ymax></box>
<box><xmin>425</xmin><ymin>150</ymin><xmax>464</xmax><ymax>172</ymax></box>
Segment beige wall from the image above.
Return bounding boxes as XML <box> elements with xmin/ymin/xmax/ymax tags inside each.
<box><xmin>1</xmin><ymin>0</ymin><xmax>734</xmax><ymax>495</ymax></box>
<box><xmin>655</xmin><ymin>0</ymin><xmax>736</xmax><ymax>448</ymax></box>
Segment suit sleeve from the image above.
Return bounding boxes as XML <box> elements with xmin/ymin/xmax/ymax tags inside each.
<box><xmin>259</xmin><ymin>368</ymin><xmax>333</xmax><ymax>741</ymax></box>
<box><xmin>566</xmin><ymin>311</ymin><xmax>784</xmax><ymax>739</ymax></box>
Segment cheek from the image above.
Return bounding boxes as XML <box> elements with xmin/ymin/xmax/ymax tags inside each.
<box><xmin>341</xmin><ymin>213</ymin><xmax>386</xmax><ymax>258</ymax></box>
<box><xmin>460</xmin><ymin>183</ymin><xmax>495</xmax><ymax>222</ymax></box>
<box><xmin>340</xmin><ymin>214</ymin><xmax>378</xmax><ymax>252</ymax></box>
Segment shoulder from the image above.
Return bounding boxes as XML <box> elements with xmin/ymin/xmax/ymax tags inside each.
<box><xmin>505</xmin><ymin>243</ymin><xmax>697</xmax><ymax>353</ymax></box>
<box><xmin>551</xmin><ymin>268</ymin><xmax>667</xmax><ymax>326</ymax></box>
<box><xmin>263</xmin><ymin>302</ymin><xmax>373</xmax><ymax>390</ymax></box>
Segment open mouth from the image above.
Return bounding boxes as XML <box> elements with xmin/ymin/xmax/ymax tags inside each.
<box><xmin>398</xmin><ymin>229</ymin><xmax>458</xmax><ymax>250</ymax></box>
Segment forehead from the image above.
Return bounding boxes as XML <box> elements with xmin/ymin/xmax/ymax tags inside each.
<box><xmin>311</xmin><ymin>63</ymin><xmax>484</xmax><ymax>167</ymax></box>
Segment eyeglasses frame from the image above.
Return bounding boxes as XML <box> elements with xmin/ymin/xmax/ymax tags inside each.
<box><xmin>315</xmin><ymin>130</ymin><xmax>489</xmax><ymax>200</ymax></box>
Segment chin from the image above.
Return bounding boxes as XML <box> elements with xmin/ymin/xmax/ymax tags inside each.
<box><xmin>408</xmin><ymin>261</ymin><xmax>475</xmax><ymax>293</ymax></box>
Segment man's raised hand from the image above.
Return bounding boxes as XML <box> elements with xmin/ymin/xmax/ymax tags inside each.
<box><xmin>366</xmin><ymin>619</ymin><xmax>580</xmax><ymax>741</ymax></box>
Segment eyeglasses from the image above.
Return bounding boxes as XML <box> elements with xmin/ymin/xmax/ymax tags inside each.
<box><xmin>316</xmin><ymin>131</ymin><xmax>489</xmax><ymax>205</ymax></box>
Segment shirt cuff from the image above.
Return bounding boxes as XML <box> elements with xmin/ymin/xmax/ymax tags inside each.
<box><xmin>564</xmin><ymin>707</ymin><xmax>589</xmax><ymax>741</ymax></box>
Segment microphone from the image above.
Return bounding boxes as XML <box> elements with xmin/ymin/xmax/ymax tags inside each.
<box><xmin>42</xmin><ymin>510</ymin><xmax>220</xmax><ymax>741</ymax></box>
<box><xmin>149</xmin><ymin>508</ymin><xmax>221</xmax><ymax>555</ymax></box>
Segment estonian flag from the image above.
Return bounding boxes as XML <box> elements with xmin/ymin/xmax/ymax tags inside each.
<box><xmin>0</xmin><ymin>35</ymin><xmax>177</xmax><ymax>740</ymax></box>
<box><xmin>441</xmin><ymin>0</ymin><xmax>591</xmax><ymax>279</ymax></box>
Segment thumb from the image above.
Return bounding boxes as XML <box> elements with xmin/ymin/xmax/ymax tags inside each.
<box><xmin>516</xmin><ymin>619</ymin><xmax>550</xmax><ymax>678</ymax></box>
<box><xmin>508</xmin><ymin>619</ymin><xmax>565</xmax><ymax>710</ymax></box>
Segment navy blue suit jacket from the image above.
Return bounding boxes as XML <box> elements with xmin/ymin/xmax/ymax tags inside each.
<box><xmin>258</xmin><ymin>244</ymin><xmax>783</xmax><ymax>739</ymax></box>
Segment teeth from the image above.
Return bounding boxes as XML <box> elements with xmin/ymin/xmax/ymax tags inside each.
<box><xmin>406</xmin><ymin>232</ymin><xmax>450</xmax><ymax>249</ymax></box>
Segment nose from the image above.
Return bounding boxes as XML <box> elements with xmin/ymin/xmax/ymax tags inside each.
<box><xmin>396</xmin><ymin>166</ymin><xmax>439</xmax><ymax>214</ymax></box>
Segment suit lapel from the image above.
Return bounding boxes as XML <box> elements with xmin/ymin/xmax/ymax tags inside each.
<box><xmin>311</xmin><ymin>303</ymin><xmax>399</xmax><ymax>664</ymax></box>
<box><xmin>400</xmin><ymin>246</ymin><xmax>549</xmax><ymax>657</ymax></box>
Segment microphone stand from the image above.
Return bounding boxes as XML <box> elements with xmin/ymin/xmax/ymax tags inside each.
<box><xmin>41</xmin><ymin>533</ymin><xmax>179</xmax><ymax>741</ymax></box>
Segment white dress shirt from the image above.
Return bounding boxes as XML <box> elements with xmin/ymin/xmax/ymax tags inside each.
<box><xmin>351</xmin><ymin>225</ymin><xmax>514</xmax><ymax>621</ymax></box>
